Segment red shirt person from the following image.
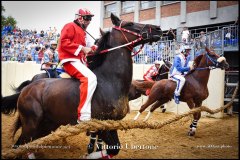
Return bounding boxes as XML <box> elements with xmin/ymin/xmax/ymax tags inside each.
<box><xmin>143</xmin><ymin>60</ymin><xmax>163</xmax><ymax>82</ymax></box>
<box><xmin>58</xmin><ymin>8</ymin><xmax>97</xmax><ymax>123</ymax></box>
<box><xmin>143</xmin><ymin>60</ymin><xmax>163</xmax><ymax>95</ymax></box>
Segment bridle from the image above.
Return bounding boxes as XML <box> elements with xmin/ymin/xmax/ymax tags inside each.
<box><xmin>87</xmin><ymin>20</ymin><xmax>154</xmax><ymax>57</ymax></box>
<box><xmin>194</xmin><ymin>52</ymin><xmax>220</xmax><ymax>70</ymax></box>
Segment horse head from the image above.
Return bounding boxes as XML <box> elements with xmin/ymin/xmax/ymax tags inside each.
<box><xmin>110</xmin><ymin>13</ymin><xmax>162</xmax><ymax>47</ymax></box>
<box><xmin>162</xmin><ymin>59</ymin><xmax>172</xmax><ymax>71</ymax></box>
<box><xmin>204</xmin><ymin>47</ymin><xmax>229</xmax><ymax>70</ymax></box>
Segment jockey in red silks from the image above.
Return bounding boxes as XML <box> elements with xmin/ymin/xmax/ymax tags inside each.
<box><xmin>143</xmin><ymin>60</ymin><xmax>164</xmax><ymax>95</ymax></box>
<box><xmin>58</xmin><ymin>8</ymin><xmax>98</xmax><ymax>123</ymax></box>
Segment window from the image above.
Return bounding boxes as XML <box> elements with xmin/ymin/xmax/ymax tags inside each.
<box><xmin>105</xmin><ymin>3</ymin><xmax>117</xmax><ymax>18</ymax></box>
<box><xmin>140</xmin><ymin>1</ymin><xmax>156</xmax><ymax>10</ymax></box>
<box><xmin>121</xmin><ymin>1</ymin><xmax>135</xmax><ymax>14</ymax></box>
<box><xmin>162</xmin><ymin>1</ymin><xmax>178</xmax><ymax>5</ymax></box>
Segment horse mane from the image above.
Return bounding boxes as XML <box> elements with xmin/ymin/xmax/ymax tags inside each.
<box><xmin>193</xmin><ymin>54</ymin><xmax>204</xmax><ymax>68</ymax></box>
<box><xmin>185</xmin><ymin>54</ymin><xmax>204</xmax><ymax>76</ymax></box>
<box><xmin>87</xmin><ymin>31</ymin><xmax>111</xmax><ymax>70</ymax></box>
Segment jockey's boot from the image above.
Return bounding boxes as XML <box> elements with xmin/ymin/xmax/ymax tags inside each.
<box><xmin>174</xmin><ymin>94</ymin><xmax>180</xmax><ymax>104</ymax></box>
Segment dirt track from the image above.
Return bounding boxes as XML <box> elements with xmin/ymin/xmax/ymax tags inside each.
<box><xmin>1</xmin><ymin>111</ymin><xmax>239</xmax><ymax>159</ymax></box>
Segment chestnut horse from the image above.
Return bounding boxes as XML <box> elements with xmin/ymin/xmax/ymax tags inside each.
<box><xmin>128</xmin><ymin>59</ymin><xmax>172</xmax><ymax>113</ymax></box>
<box><xmin>128</xmin><ymin>59</ymin><xmax>172</xmax><ymax>101</ymax></box>
<box><xmin>2</xmin><ymin>13</ymin><xmax>162</xmax><ymax>158</ymax></box>
<box><xmin>133</xmin><ymin>47</ymin><xmax>229</xmax><ymax>136</ymax></box>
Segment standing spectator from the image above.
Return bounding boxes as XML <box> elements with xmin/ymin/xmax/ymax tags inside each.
<box><xmin>26</xmin><ymin>53</ymin><xmax>33</xmax><ymax>61</ymax></box>
<box><xmin>181</xmin><ymin>27</ymin><xmax>190</xmax><ymax>43</ymax></box>
<box><xmin>166</xmin><ymin>28</ymin><xmax>176</xmax><ymax>41</ymax></box>
<box><xmin>37</xmin><ymin>46</ymin><xmax>45</xmax><ymax>63</ymax></box>
<box><xmin>234</xmin><ymin>16</ymin><xmax>238</xmax><ymax>25</ymax></box>
<box><xmin>41</xmin><ymin>40</ymin><xmax>59</xmax><ymax>77</ymax></box>
<box><xmin>199</xmin><ymin>31</ymin><xmax>209</xmax><ymax>48</ymax></box>
<box><xmin>40</xmin><ymin>30</ymin><xmax>45</xmax><ymax>37</ymax></box>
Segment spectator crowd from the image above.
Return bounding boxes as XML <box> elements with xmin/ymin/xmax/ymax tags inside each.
<box><xmin>1</xmin><ymin>25</ymin><xmax>60</xmax><ymax>63</ymax></box>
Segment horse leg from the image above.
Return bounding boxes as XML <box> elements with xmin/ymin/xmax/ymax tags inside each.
<box><xmin>134</xmin><ymin>94</ymin><xmax>159</xmax><ymax>120</ymax></box>
<box><xmin>87</xmin><ymin>131</ymin><xmax>97</xmax><ymax>154</ymax></box>
<box><xmin>144</xmin><ymin>98</ymin><xmax>170</xmax><ymax>121</ymax></box>
<box><xmin>160</xmin><ymin>105</ymin><xmax>166</xmax><ymax>113</ymax></box>
<box><xmin>188</xmin><ymin>110</ymin><xmax>201</xmax><ymax>136</ymax></box>
<box><xmin>86</xmin><ymin>130</ymin><xmax>120</xmax><ymax>159</ymax></box>
<box><xmin>87</xmin><ymin>130</ymin><xmax>104</xmax><ymax>154</ymax></box>
<box><xmin>14</xmin><ymin>114</ymin><xmax>43</xmax><ymax>146</ymax></box>
<box><xmin>13</xmin><ymin>115</ymin><xmax>42</xmax><ymax>158</ymax></box>
<box><xmin>14</xmin><ymin>98</ymin><xmax>43</xmax><ymax>158</ymax></box>
<box><xmin>96</xmin><ymin>131</ymin><xmax>103</xmax><ymax>152</ymax></box>
<box><xmin>143</xmin><ymin>101</ymin><xmax>162</xmax><ymax>121</ymax></box>
<box><xmin>187</xmin><ymin>101</ymin><xmax>202</xmax><ymax>136</ymax></box>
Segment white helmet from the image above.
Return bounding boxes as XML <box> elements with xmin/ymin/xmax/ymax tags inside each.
<box><xmin>50</xmin><ymin>40</ymin><xmax>57</xmax><ymax>45</ymax></box>
<box><xmin>181</xmin><ymin>45</ymin><xmax>191</xmax><ymax>53</ymax></box>
<box><xmin>184</xmin><ymin>45</ymin><xmax>191</xmax><ymax>50</ymax></box>
<box><xmin>154</xmin><ymin>60</ymin><xmax>161</xmax><ymax>65</ymax></box>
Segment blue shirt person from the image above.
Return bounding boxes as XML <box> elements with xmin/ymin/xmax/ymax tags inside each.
<box><xmin>41</xmin><ymin>40</ymin><xmax>59</xmax><ymax>78</ymax></box>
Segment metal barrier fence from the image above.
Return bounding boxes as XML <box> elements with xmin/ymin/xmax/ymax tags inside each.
<box><xmin>133</xmin><ymin>25</ymin><xmax>238</xmax><ymax>64</ymax></box>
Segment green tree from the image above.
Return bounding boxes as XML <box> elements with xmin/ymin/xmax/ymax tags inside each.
<box><xmin>1</xmin><ymin>5</ymin><xmax>17</xmax><ymax>29</ymax></box>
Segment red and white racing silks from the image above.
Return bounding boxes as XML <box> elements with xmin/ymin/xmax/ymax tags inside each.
<box><xmin>58</xmin><ymin>22</ymin><xmax>97</xmax><ymax>121</ymax></box>
<box><xmin>143</xmin><ymin>65</ymin><xmax>160</xmax><ymax>82</ymax></box>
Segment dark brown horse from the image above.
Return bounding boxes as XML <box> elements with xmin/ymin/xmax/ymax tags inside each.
<box><xmin>2</xmin><ymin>13</ymin><xmax>162</xmax><ymax>158</ymax></box>
<box><xmin>133</xmin><ymin>47</ymin><xmax>229</xmax><ymax>136</ymax></box>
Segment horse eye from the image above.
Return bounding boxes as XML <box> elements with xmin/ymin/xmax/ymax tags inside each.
<box><xmin>124</xmin><ymin>23</ymin><xmax>133</xmax><ymax>27</ymax></box>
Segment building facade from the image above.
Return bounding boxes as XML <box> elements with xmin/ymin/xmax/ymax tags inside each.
<box><xmin>101</xmin><ymin>1</ymin><xmax>238</xmax><ymax>37</ymax></box>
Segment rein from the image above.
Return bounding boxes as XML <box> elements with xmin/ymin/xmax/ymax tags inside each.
<box><xmin>87</xmin><ymin>21</ymin><xmax>152</xmax><ymax>57</ymax></box>
<box><xmin>194</xmin><ymin>52</ymin><xmax>219</xmax><ymax>71</ymax></box>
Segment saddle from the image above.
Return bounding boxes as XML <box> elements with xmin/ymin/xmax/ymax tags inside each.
<box><xmin>55</xmin><ymin>67</ymin><xmax>71</xmax><ymax>78</ymax></box>
<box><xmin>43</xmin><ymin>67</ymin><xmax>71</xmax><ymax>78</ymax></box>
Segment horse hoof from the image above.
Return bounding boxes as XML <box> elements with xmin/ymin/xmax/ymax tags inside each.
<box><xmin>162</xmin><ymin>108</ymin><xmax>166</xmax><ymax>113</ymax></box>
<box><xmin>188</xmin><ymin>131</ymin><xmax>195</xmax><ymax>136</ymax></box>
<box><xmin>87</xmin><ymin>144</ymin><xmax>94</xmax><ymax>154</ymax></box>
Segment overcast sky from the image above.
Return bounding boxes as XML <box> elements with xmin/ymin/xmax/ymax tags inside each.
<box><xmin>2</xmin><ymin>1</ymin><xmax>101</xmax><ymax>39</ymax></box>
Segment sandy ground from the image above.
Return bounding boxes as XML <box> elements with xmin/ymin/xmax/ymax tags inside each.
<box><xmin>1</xmin><ymin>111</ymin><xmax>239</xmax><ymax>159</ymax></box>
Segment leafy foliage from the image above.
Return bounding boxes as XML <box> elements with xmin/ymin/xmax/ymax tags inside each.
<box><xmin>1</xmin><ymin>5</ymin><xmax>17</xmax><ymax>29</ymax></box>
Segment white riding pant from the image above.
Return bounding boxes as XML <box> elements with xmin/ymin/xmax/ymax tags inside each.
<box><xmin>170</xmin><ymin>75</ymin><xmax>186</xmax><ymax>96</ymax></box>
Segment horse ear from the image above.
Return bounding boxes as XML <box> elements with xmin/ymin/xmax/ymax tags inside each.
<box><xmin>111</xmin><ymin>13</ymin><xmax>120</xmax><ymax>26</ymax></box>
<box><xmin>163</xmin><ymin>59</ymin><xmax>166</xmax><ymax>64</ymax></box>
<box><xmin>205</xmin><ymin>47</ymin><xmax>211</xmax><ymax>53</ymax></box>
<box><xmin>99</xmin><ymin>27</ymin><xmax>105</xmax><ymax>36</ymax></box>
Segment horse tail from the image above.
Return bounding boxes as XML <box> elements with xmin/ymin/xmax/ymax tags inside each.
<box><xmin>12</xmin><ymin>80</ymin><xmax>32</xmax><ymax>93</ymax></box>
<box><xmin>1</xmin><ymin>92</ymin><xmax>20</xmax><ymax>115</ymax></box>
<box><xmin>132</xmin><ymin>80</ymin><xmax>155</xmax><ymax>91</ymax></box>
